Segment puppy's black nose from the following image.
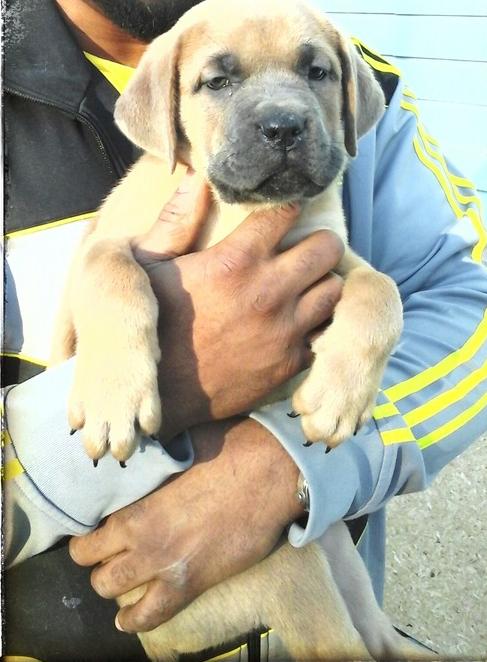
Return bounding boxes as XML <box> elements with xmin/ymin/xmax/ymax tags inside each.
<box><xmin>259</xmin><ymin>111</ymin><xmax>306</xmax><ymax>150</ymax></box>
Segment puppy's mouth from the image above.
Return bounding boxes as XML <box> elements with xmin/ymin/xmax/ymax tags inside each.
<box><xmin>215</xmin><ymin>171</ymin><xmax>324</xmax><ymax>203</ymax></box>
<box><xmin>255</xmin><ymin>168</ymin><xmax>326</xmax><ymax>198</ymax></box>
<box><xmin>209</xmin><ymin>162</ymin><xmax>330</xmax><ymax>204</ymax></box>
<box><xmin>208</xmin><ymin>139</ymin><xmax>345</xmax><ymax>204</ymax></box>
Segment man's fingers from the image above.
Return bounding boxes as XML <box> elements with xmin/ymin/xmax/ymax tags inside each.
<box><xmin>223</xmin><ymin>202</ymin><xmax>301</xmax><ymax>258</ymax></box>
<box><xmin>274</xmin><ymin>230</ymin><xmax>345</xmax><ymax>297</ymax></box>
<box><xmin>69</xmin><ymin>520</ymin><xmax>124</xmax><ymax>567</ymax></box>
<box><xmin>295</xmin><ymin>273</ymin><xmax>343</xmax><ymax>333</ymax></box>
<box><xmin>115</xmin><ymin>579</ymin><xmax>187</xmax><ymax>633</ymax></box>
<box><xmin>88</xmin><ymin>551</ymin><xmax>145</xmax><ymax>599</ymax></box>
<box><xmin>132</xmin><ymin>170</ymin><xmax>211</xmax><ymax>265</ymax></box>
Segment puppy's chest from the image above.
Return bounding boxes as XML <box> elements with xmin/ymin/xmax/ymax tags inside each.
<box><xmin>196</xmin><ymin>189</ymin><xmax>348</xmax><ymax>251</ymax></box>
<box><xmin>96</xmin><ymin>159</ymin><xmax>347</xmax><ymax>248</ymax></box>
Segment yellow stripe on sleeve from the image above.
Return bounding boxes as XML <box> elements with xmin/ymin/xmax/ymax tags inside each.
<box><xmin>3</xmin><ymin>458</ymin><xmax>25</xmax><ymax>481</ymax></box>
<box><xmin>404</xmin><ymin>356</ymin><xmax>487</xmax><ymax>428</ymax></box>
<box><xmin>401</xmin><ymin>98</ymin><xmax>486</xmax><ymax>263</ymax></box>
<box><xmin>1</xmin><ymin>352</ymin><xmax>48</xmax><ymax>368</ymax></box>
<box><xmin>411</xmin><ymin>136</ymin><xmax>486</xmax><ymax>261</ymax></box>
<box><xmin>417</xmin><ymin>390</ymin><xmax>487</xmax><ymax>450</ymax></box>
<box><xmin>2</xmin><ymin>428</ymin><xmax>13</xmax><ymax>447</ymax></box>
<box><xmin>376</xmin><ymin>96</ymin><xmax>487</xmax><ymax>442</ymax></box>
<box><xmin>373</xmin><ymin>401</ymin><xmax>400</xmax><ymax>420</ymax></box>
<box><xmin>365</xmin><ymin>93</ymin><xmax>486</xmax><ymax>448</ymax></box>
<box><xmin>403</xmin><ymin>88</ymin><xmax>417</xmax><ymax>100</ymax></box>
<box><xmin>351</xmin><ymin>38</ymin><xmax>401</xmax><ymax>77</ymax></box>
<box><xmin>380</xmin><ymin>427</ymin><xmax>416</xmax><ymax>445</ymax></box>
<box><xmin>357</xmin><ymin>51</ymin><xmax>400</xmax><ymax>77</ymax></box>
<box><xmin>415</xmin><ymin>120</ymin><xmax>483</xmax><ymax>218</ymax></box>
<box><xmin>5</xmin><ymin>211</ymin><xmax>96</xmax><ymax>239</ymax></box>
<box><xmin>468</xmin><ymin>208</ymin><xmax>487</xmax><ymax>264</ymax></box>
<box><xmin>412</xmin><ymin>136</ymin><xmax>464</xmax><ymax>217</ymax></box>
<box><xmin>384</xmin><ymin>310</ymin><xmax>487</xmax><ymax>404</ymax></box>
<box><xmin>449</xmin><ymin>173</ymin><xmax>476</xmax><ymax>190</ymax></box>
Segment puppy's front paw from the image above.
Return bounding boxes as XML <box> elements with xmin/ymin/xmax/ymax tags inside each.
<box><xmin>69</xmin><ymin>340</ymin><xmax>162</xmax><ymax>463</ymax></box>
<box><xmin>292</xmin><ymin>343</ymin><xmax>384</xmax><ymax>448</ymax></box>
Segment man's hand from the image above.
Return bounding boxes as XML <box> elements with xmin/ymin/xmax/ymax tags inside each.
<box><xmin>132</xmin><ymin>172</ymin><xmax>344</xmax><ymax>439</ymax></box>
<box><xmin>69</xmin><ymin>417</ymin><xmax>303</xmax><ymax>633</ymax></box>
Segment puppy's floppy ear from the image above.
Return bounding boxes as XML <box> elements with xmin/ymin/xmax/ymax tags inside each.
<box><xmin>114</xmin><ymin>28</ymin><xmax>181</xmax><ymax>172</ymax></box>
<box><xmin>336</xmin><ymin>35</ymin><xmax>385</xmax><ymax>157</ymax></box>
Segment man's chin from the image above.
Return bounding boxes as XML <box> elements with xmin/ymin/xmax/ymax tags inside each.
<box><xmin>89</xmin><ymin>0</ymin><xmax>206</xmax><ymax>41</ymax></box>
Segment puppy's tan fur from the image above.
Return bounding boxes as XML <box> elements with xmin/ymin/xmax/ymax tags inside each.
<box><xmin>52</xmin><ymin>0</ymin><xmax>402</xmax><ymax>460</ymax></box>
<box><xmin>51</xmin><ymin>0</ymin><xmax>432</xmax><ymax>659</ymax></box>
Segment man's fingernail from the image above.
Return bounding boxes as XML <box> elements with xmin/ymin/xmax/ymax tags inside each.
<box><xmin>68</xmin><ymin>540</ymin><xmax>79</xmax><ymax>563</ymax></box>
<box><xmin>115</xmin><ymin>615</ymin><xmax>125</xmax><ymax>632</ymax></box>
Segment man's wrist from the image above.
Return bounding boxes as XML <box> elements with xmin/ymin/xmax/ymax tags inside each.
<box><xmin>190</xmin><ymin>417</ymin><xmax>305</xmax><ymax>526</ymax></box>
<box><xmin>253</xmin><ymin>419</ymin><xmax>305</xmax><ymax>525</ymax></box>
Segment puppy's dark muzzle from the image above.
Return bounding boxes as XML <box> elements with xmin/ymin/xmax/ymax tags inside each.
<box><xmin>258</xmin><ymin>110</ymin><xmax>306</xmax><ymax>151</ymax></box>
<box><xmin>208</xmin><ymin>88</ymin><xmax>345</xmax><ymax>203</ymax></box>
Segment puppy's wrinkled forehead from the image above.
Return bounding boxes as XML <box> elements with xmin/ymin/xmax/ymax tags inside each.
<box><xmin>177</xmin><ymin>1</ymin><xmax>341</xmax><ymax>83</ymax></box>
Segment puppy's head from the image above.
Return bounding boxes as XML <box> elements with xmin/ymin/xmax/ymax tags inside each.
<box><xmin>115</xmin><ymin>0</ymin><xmax>385</xmax><ymax>204</ymax></box>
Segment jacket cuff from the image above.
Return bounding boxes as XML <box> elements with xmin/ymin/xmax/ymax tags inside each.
<box><xmin>4</xmin><ymin>359</ymin><xmax>194</xmax><ymax>528</ymax></box>
<box><xmin>250</xmin><ymin>399</ymin><xmax>381</xmax><ymax>546</ymax></box>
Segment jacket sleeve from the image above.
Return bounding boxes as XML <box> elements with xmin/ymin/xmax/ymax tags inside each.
<box><xmin>251</xmin><ymin>78</ymin><xmax>487</xmax><ymax>547</ymax></box>
<box><xmin>2</xmin><ymin>359</ymin><xmax>194</xmax><ymax>566</ymax></box>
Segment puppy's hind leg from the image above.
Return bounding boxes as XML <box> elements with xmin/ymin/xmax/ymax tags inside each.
<box><xmin>258</xmin><ymin>543</ymin><xmax>370</xmax><ymax>661</ymax></box>
<box><xmin>320</xmin><ymin>522</ymin><xmax>436</xmax><ymax>660</ymax></box>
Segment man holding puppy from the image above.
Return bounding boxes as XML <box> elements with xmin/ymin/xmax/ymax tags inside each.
<box><xmin>4</xmin><ymin>0</ymin><xmax>487</xmax><ymax>660</ymax></box>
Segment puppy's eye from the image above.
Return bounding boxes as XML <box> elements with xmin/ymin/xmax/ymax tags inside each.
<box><xmin>308</xmin><ymin>66</ymin><xmax>328</xmax><ymax>81</ymax></box>
<box><xmin>206</xmin><ymin>76</ymin><xmax>231</xmax><ymax>90</ymax></box>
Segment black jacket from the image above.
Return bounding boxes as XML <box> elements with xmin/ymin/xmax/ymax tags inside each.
<box><xmin>3</xmin><ymin>0</ymin><xmax>141</xmax><ymax>384</ymax></box>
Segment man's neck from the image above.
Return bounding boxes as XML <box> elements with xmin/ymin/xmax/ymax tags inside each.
<box><xmin>55</xmin><ymin>0</ymin><xmax>146</xmax><ymax>67</ymax></box>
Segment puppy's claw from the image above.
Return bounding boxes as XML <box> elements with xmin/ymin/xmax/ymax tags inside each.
<box><xmin>69</xmin><ymin>429</ymin><xmax>77</xmax><ymax>436</ymax></box>
<box><xmin>325</xmin><ymin>445</ymin><xmax>332</xmax><ymax>454</ymax></box>
<box><xmin>303</xmin><ymin>440</ymin><xmax>313</xmax><ymax>447</ymax></box>
<box><xmin>93</xmin><ymin>459</ymin><xmax>99</xmax><ymax>468</ymax></box>
<box><xmin>119</xmin><ymin>461</ymin><xmax>127</xmax><ymax>469</ymax></box>
<box><xmin>287</xmin><ymin>410</ymin><xmax>300</xmax><ymax>419</ymax></box>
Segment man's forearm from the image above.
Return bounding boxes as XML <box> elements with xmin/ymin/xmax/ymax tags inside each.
<box><xmin>70</xmin><ymin>415</ymin><xmax>305</xmax><ymax>632</ymax></box>
<box><xmin>189</xmin><ymin>417</ymin><xmax>304</xmax><ymax>529</ymax></box>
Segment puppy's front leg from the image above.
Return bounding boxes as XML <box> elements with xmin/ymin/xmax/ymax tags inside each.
<box><xmin>292</xmin><ymin>249</ymin><xmax>403</xmax><ymax>446</ymax></box>
<box><xmin>68</xmin><ymin>236</ymin><xmax>162</xmax><ymax>462</ymax></box>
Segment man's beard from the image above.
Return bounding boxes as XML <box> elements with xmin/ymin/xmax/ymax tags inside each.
<box><xmin>89</xmin><ymin>0</ymin><xmax>206</xmax><ymax>41</ymax></box>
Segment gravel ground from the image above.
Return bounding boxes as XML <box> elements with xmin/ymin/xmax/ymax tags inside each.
<box><xmin>384</xmin><ymin>433</ymin><xmax>487</xmax><ymax>659</ymax></box>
